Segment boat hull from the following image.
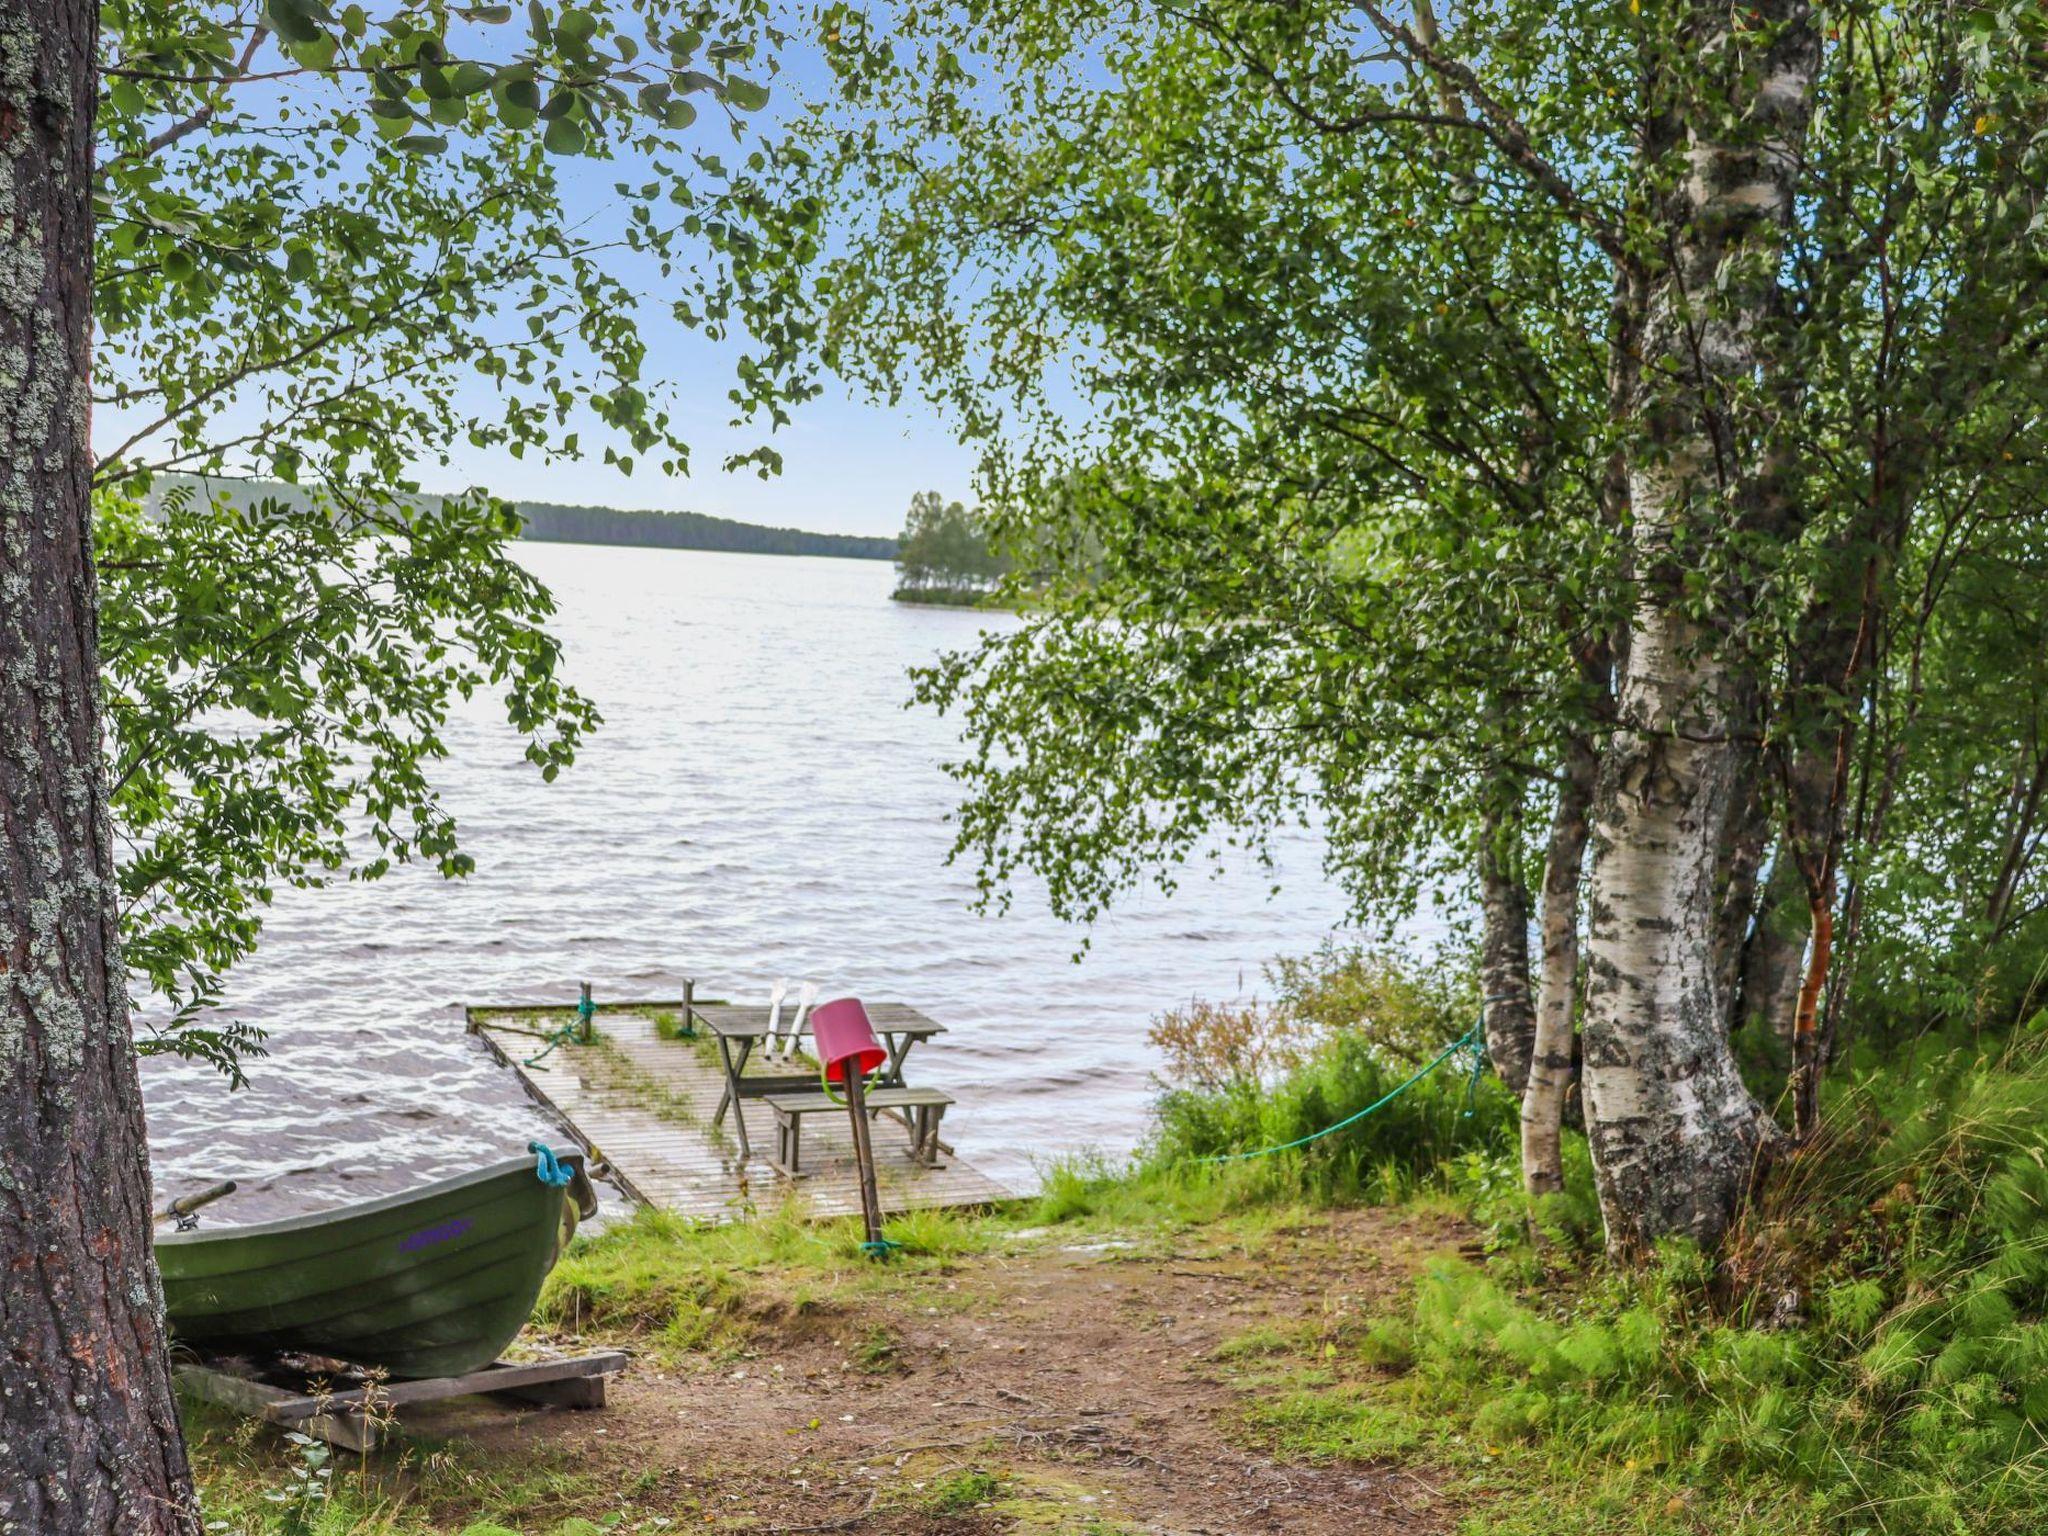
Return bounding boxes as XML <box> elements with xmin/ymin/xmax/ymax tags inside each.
<box><xmin>158</xmin><ymin>1150</ymin><xmax>594</xmax><ymax>1379</ymax></box>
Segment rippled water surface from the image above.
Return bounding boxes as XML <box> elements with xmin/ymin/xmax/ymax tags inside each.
<box><xmin>142</xmin><ymin>545</ymin><xmax>1371</xmax><ymax>1220</ymax></box>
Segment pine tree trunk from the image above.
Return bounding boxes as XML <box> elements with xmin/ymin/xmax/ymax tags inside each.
<box><xmin>1478</xmin><ymin>806</ymin><xmax>1536</xmax><ymax>1097</ymax></box>
<box><xmin>1522</xmin><ymin>734</ymin><xmax>1597</xmax><ymax>1197</ymax></box>
<box><xmin>0</xmin><ymin>1</ymin><xmax>202</xmax><ymax>1529</ymax></box>
<box><xmin>1579</xmin><ymin>0</ymin><xmax>1817</xmax><ymax>1256</ymax></box>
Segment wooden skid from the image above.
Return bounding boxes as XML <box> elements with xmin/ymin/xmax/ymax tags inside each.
<box><xmin>467</xmin><ymin>1002</ymin><xmax>1013</xmax><ymax>1224</ymax></box>
<box><xmin>175</xmin><ymin>1351</ymin><xmax>627</xmax><ymax>1454</ymax></box>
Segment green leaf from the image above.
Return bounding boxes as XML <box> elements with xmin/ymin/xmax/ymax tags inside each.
<box><xmin>724</xmin><ymin>77</ymin><xmax>770</xmax><ymax>112</ymax></box>
<box><xmin>262</xmin><ymin>0</ymin><xmax>325</xmax><ymax>45</ymax></box>
<box><xmin>555</xmin><ymin>8</ymin><xmax>596</xmax><ymax>49</ymax></box>
<box><xmin>543</xmin><ymin>115</ymin><xmax>587</xmax><ymax>154</ymax></box>
<box><xmin>663</xmin><ymin>99</ymin><xmax>697</xmax><ymax>130</ymax></box>
<box><xmin>285</xmin><ymin>31</ymin><xmax>338</xmax><ymax>70</ymax></box>
<box><xmin>395</xmin><ymin>133</ymin><xmax>449</xmax><ymax>155</ymax></box>
<box><xmin>451</xmin><ymin>62</ymin><xmax>495</xmax><ymax>95</ymax></box>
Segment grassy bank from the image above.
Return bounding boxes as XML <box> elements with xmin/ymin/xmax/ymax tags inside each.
<box><xmin>184</xmin><ymin>953</ymin><xmax>2048</xmax><ymax>1535</ymax></box>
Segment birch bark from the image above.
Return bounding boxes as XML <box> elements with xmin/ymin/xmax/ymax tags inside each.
<box><xmin>1579</xmin><ymin>0</ymin><xmax>1818</xmax><ymax>1254</ymax></box>
<box><xmin>1478</xmin><ymin>805</ymin><xmax>1537</xmax><ymax>1096</ymax></box>
<box><xmin>1522</xmin><ymin>733</ymin><xmax>1597</xmax><ymax>1197</ymax></box>
<box><xmin>0</xmin><ymin>0</ymin><xmax>202</xmax><ymax>1527</ymax></box>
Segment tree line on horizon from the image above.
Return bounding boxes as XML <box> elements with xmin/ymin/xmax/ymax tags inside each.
<box><xmin>146</xmin><ymin>476</ymin><xmax>898</xmax><ymax>561</ymax></box>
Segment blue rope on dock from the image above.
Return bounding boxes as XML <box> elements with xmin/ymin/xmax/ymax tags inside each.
<box><xmin>530</xmin><ymin>1141</ymin><xmax>575</xmax><ymax>1187</ymax></box>
<box><xmin>524</xmin><ymin>993</ymin><xmax>597</xmax><ymax>1068</ymax></box>
<box><xmin>1197</xmin><ymin>1019</ymin><xmax>1488</xmax><ymax>1164</ymax></box>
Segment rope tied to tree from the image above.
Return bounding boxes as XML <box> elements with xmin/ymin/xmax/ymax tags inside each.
<box><xmin>1197</xmin><ymin>1018</ymin><xmax>1488</xmax><ymax>1164</ymax></box>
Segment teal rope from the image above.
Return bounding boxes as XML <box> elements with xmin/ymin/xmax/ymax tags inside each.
<box><xmin>529</xmin><ymin>1141</ymin><xmax>574</xmax><ymax>1187</ymax></box>
<box><xmin>861</xmin><ymin>1237</ymin><xmax>903</xmax><ymax>1259</ymax></box>
<box><xmin>1198</xmin><ymin>1020</ymin><xmax>1486</xmax><ymax>1164</ymax></box>
<box><xmin>524</xmin><ymin>995</ymin><xmax>597</xmax><ymax>1068</ymax></box>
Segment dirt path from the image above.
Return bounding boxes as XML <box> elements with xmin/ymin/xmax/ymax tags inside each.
<box><xmin>440</xmin><ymin>1207</ymin><xmax>1468</xmax><ymax>1534</ymax></box>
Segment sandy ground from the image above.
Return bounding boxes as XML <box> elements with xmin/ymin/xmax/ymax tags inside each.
<box><xmin>418</xmin><ymin>1206</ymin><xmax>1470</xmax><ymax>1535</ymax></box>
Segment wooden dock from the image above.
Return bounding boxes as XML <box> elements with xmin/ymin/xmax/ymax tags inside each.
<box><xmin>467</xmin><ymin>998</ymin><xmax>1013</xmax><ymax>1224</ymax></box>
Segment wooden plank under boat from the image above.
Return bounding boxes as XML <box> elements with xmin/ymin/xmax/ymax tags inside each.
<box><xmin>157</xmin><ymin>1148</ymin><xmax>595</xmax><ymax>1380</ymax></box>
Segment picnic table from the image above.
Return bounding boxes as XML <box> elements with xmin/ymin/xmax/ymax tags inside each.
<box><xmin>691</xmin><ymin>1001</ymin><xmax>947</xmax><ymax>1162</ymax></box>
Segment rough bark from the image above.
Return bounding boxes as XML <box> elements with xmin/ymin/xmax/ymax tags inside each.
<box><xmin>1779</xmin><ymin>556</ymin><xmax>1879</xmax><ymax>1138</ymax></box>
<box><xmin>1579</xmin><ymin>0</ymin><xmax>1817</xmax><ymax>1256</ymax></box>
<box><xmin>1478</xmin><ymin>805</ymin><xmax>1536</xmax><ymax>1097</ymax></box>
<box><xmin>0</xmin><ymin>0</ymin><xmax>202</xmax><ymax>1529</ymax></box>
<box><xmin>1521</xmin><ymin>732</ymin><xmax>1597</xmax><ymax>1197</ymax></box>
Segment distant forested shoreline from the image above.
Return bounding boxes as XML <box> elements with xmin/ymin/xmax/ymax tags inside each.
<box><xmin>147</xmin><ymin>476</ymin><xmax>898</xmax><ymax>561</ymax></box>
<box><xmin>518</xmin><ymin>499</ymin><xmax>896</xmax><ymax>560</ymax></box>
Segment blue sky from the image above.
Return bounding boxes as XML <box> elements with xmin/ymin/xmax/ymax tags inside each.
<box><xmin>93</xmin><ymin>21</ymin><xmax>977</xmax><ymax>542</ymax></box>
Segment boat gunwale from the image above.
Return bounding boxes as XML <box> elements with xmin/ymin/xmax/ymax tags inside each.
<box><xmin>155</xmin><ymin>1147</ymin><xmax>584</xmax><ymax>1247</ymax></box>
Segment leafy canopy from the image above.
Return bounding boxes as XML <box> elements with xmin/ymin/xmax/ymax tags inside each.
<box><xmin>94</xmin><ymin>0</ymin><xmax>805</xmax><ymax>1067</ymax></box>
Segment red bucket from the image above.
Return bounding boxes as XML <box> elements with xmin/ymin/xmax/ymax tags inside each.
<box><xmin>810</xmin><ymin>997</ymin><xmax>887</xmax><ymax>1083</ymax></box>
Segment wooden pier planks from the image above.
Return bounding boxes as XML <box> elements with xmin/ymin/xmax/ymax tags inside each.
<box><xmin>467</xmin><ymin>1001</ymin><xmax>1013</xmax><ymax>1224</ymax></box>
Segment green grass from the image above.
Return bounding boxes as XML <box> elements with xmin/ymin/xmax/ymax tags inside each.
<box><xmin>1209</xmin><ymin>1022</ymin><xmax>2048</xmax><ymax>1536</ymax></box>
<box><xmin>533</xmin><ymin>1200</ymin><xmax>1002</xmax><ymax>1358</ymax></box>
<box><xmin>184</xmin><ymin>1397</ymin><xmax>632</xmax><ymax>1535</ymax></box>
<box><xmin>919</xmin><ymin>1467</ymin><xmax>1003</xmax><ymax>1512</ymax></box>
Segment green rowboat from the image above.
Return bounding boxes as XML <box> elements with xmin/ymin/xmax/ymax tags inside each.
<box><xmin>158</xmin><ymin>1147</ymin><xmax>597</xmax><ymax>1379</ymax></box>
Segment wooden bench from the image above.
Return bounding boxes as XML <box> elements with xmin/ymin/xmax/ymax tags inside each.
<box><xmin>765</xmin><ymin>1087</ymin><xmax>954</xmax><ymax>1176</ymax></box>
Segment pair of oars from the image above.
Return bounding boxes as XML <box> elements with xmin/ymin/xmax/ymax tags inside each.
<box><xmin>765</xmin><ymin>979</ymin><xmax>818</xmax><ymax>1060</ymax></box>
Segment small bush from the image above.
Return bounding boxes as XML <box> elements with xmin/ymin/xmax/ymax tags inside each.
<box><xmin>1147</xmin><ymin>1026</ymin><xmax>1515</xmax><ymax>1201</ymax></box>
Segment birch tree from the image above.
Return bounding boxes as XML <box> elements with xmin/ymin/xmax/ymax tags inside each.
<box><xmin>745</xmin><ymin>0</ymin><xmax>2048</xmax><ymax>1250</ymax></box>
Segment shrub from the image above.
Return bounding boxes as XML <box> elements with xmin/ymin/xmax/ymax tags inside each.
<box><xmin>1147</xmin><ymin>1023</ymin><xmax>1515</xmax><ymax>1201</ymax></box>
<box><xmin>1356</xmin><ymin>1024</ymin><xmax>2048</xmax><ymax>1534</ymax></box>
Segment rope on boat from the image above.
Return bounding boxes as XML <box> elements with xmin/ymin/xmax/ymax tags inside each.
<box><xmin>529</xmin><ymin>1141</ymin><xmax>575</xmax><ymax>1187</ymax></box>
<box><xmin>1196</xmin><ymin>1018</ymin><xmax>1489</xmax><ymax>1164</ymax></box>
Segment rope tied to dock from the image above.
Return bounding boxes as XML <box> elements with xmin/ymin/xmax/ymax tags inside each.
<box><xmin>529</xmin><ymin>1141</ymin><xmax>576</xmax><ymax>1187</ymax></box>
<box><xmin>1196</xmin><ymin>1018</ymin><xmax>1488</xmax><ymax>1164</ymax></box>
<box><xmin>523</xmin><ymin>992</ymin><xmax>598</xmax><ymax>1068</ymax></box>
<box><xmin>860</xmin><ymin>1236</ymin><xmax>903</xmax><ymax>1260</ymax></box>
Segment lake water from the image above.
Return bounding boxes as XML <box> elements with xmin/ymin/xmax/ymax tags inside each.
<box><xmin>139</xmin><ymin>544</ymin><xmax>1376</xmax><ymax>1220</ymax></box>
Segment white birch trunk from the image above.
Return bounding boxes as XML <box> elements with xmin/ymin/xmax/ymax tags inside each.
<box><xmin>1579</xmin><ymin>0</ymin><xmax>1817</xmax><ymax>1254</ymax></box>
<box><xmin>1522</xmin><ymin>735</ymin><xmax>1597</xmax><ymax>1197</ymax></box>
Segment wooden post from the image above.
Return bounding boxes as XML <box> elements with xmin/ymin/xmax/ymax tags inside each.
<box><xmin>841</xmin><ymin>1071</ymin><xmax>886</xmax><ymax>1251</ymax></box>
<box><xmin>682</xmin><ymin>976</ymin><xmax>697</xmax><ymax>1038</ymax></box>
<box><xmin>577</xmin><ymin>980</ymin><xmax>594</xmax><ymax>1043</ymax></box>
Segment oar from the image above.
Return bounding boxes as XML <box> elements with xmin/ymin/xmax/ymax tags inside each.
<box><xmin>154</xmin><ymin>1180</ymin><xmax>238</xmax><ymax>1228</ymax></box>
<box><xmin>779</xmin><ymin>981</ymin><xmax>818</xmax><ymax>1061</ymax></box>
